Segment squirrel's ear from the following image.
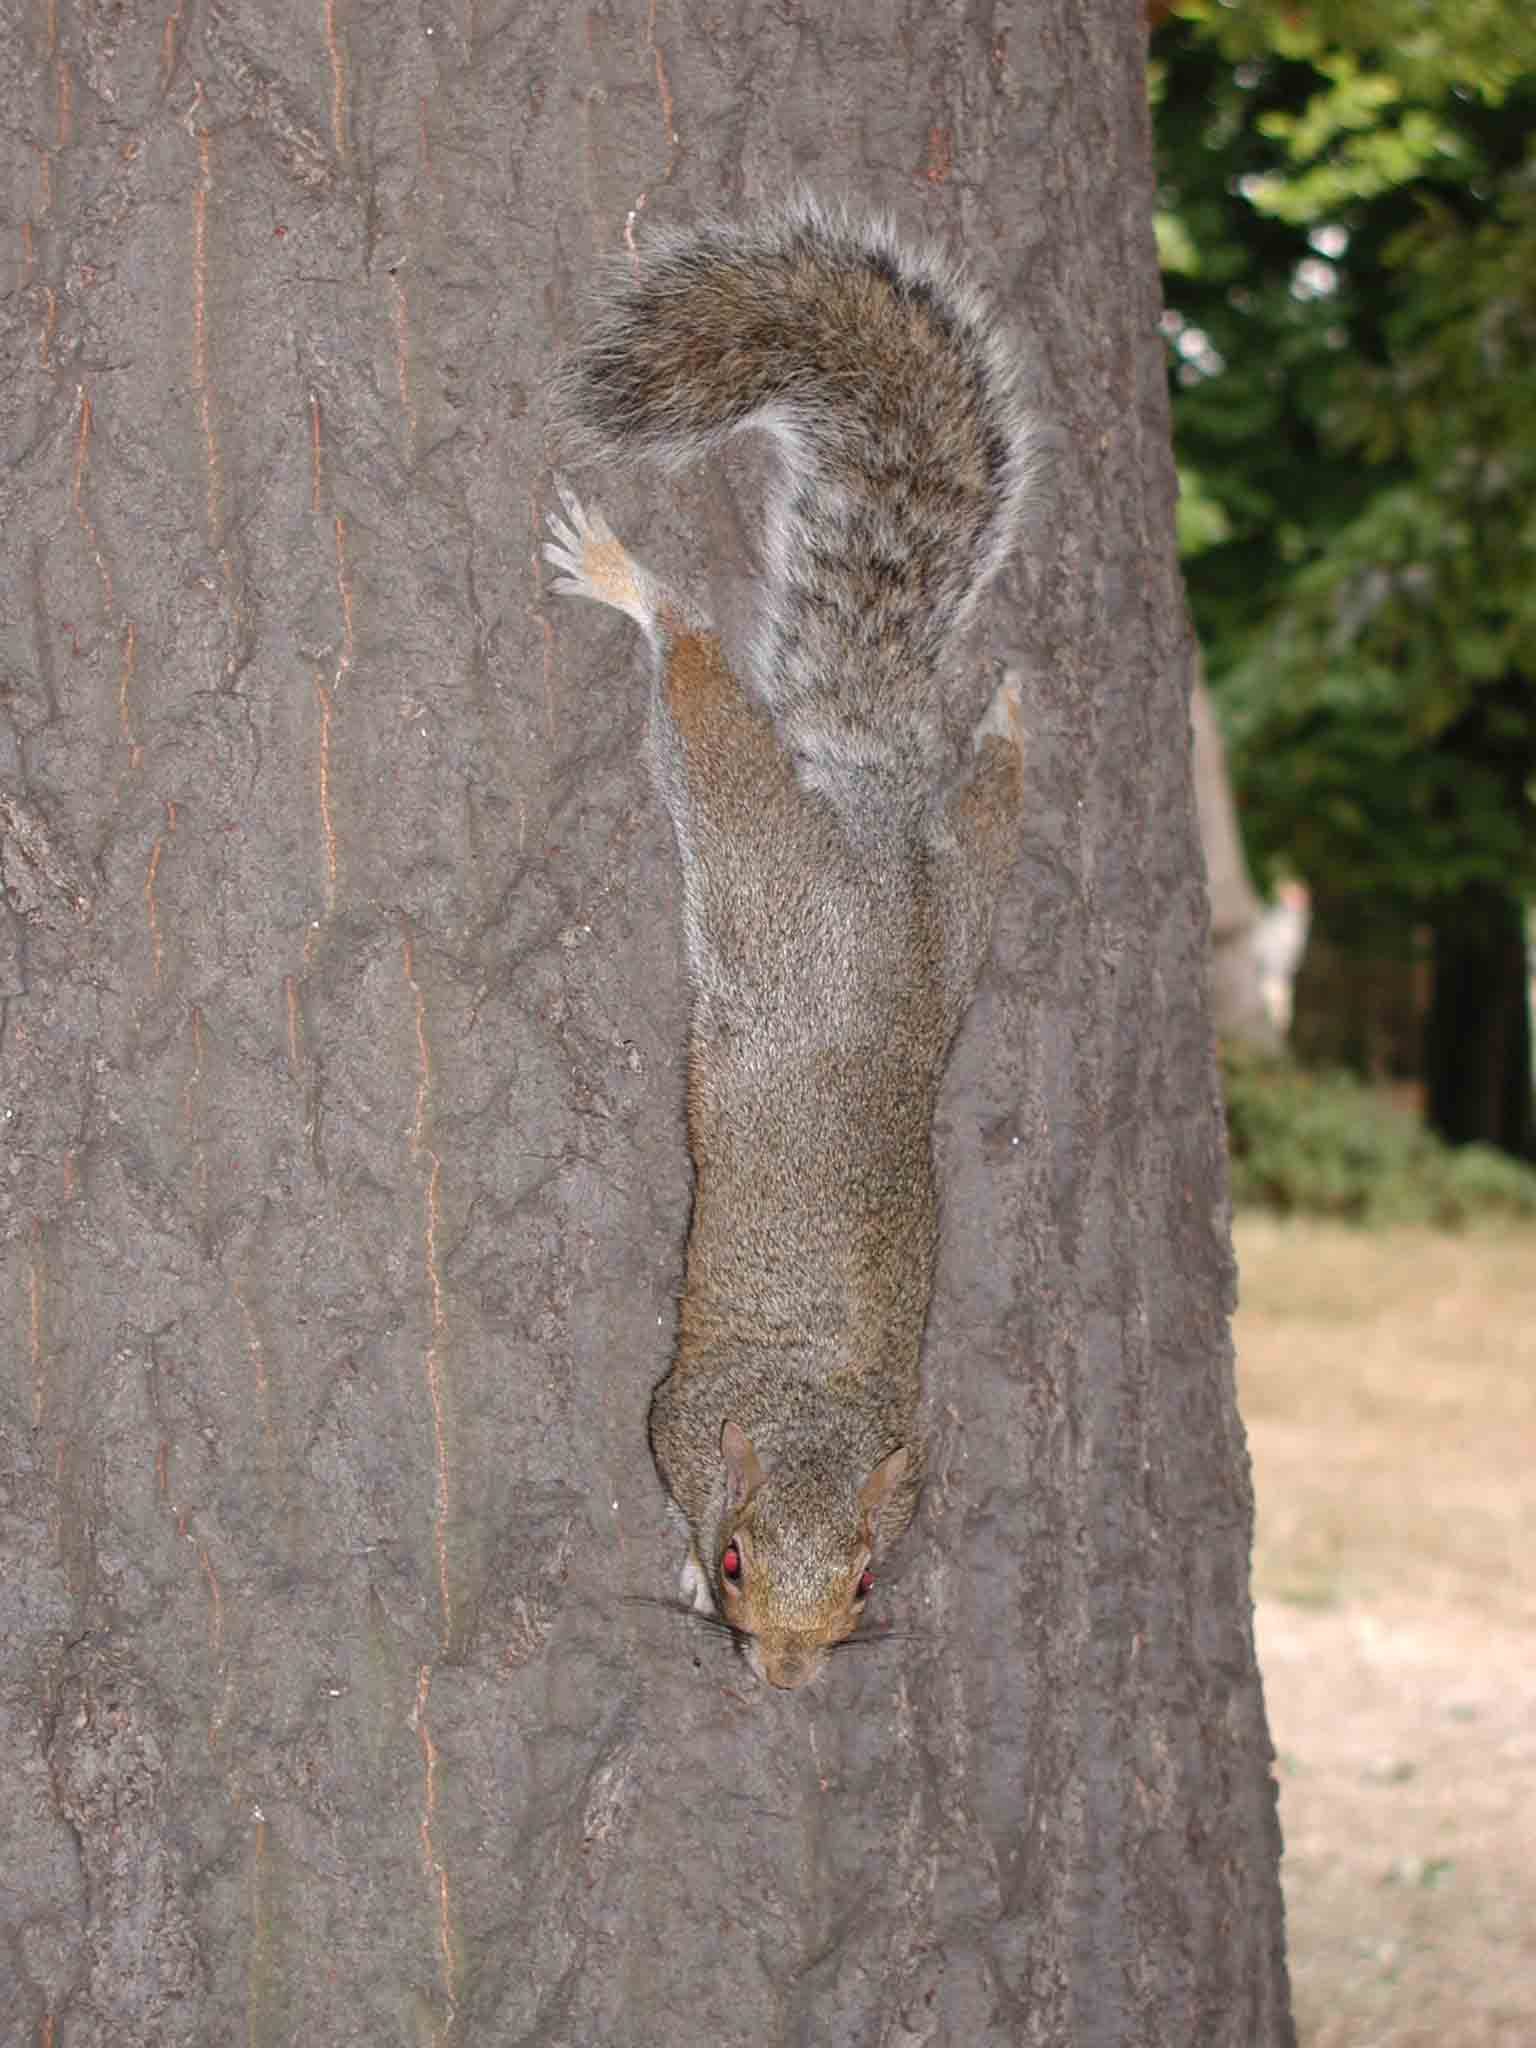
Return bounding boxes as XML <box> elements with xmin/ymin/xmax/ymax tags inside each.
<box><xmin>720</xmin><ymin>1420</ymin><xmax>765</xmax><ymax>1509</ymax></box>
<box><xmin>857</xmin><ymin>1448</ymin><xmax>910</xmax><ymax>1529</ymax></box>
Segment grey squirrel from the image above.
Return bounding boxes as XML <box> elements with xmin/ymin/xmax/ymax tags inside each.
<box><xmin>545</xmin><ymin>197</ymin><xmax>1037</xmax><ymax>1688</ymax></box>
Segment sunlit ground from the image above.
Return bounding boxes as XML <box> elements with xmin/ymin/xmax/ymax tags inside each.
<box><xmin>1234</xmin><ymin>1218</ymin><xmax>1536</xmax><ymax>2048</ymax></box>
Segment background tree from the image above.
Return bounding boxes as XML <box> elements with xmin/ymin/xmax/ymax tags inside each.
<box><xmin>1192</xmin><ymin>657</ymin><xmax>1284</xmax><ymax>1049</ymax></box>
<box><xmin>1156</xmin><ymin>0</ymin><xmax>1536</xmax><ymax>1158</ymax></box>
<box><xmin>0</xmin><ymin>3</ymin><xmax>1290</xmax><ymax>2041</ymax></box>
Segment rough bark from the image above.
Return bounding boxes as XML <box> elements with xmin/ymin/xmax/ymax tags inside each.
<box><xmin>0</xmin><ymin>4</ymin><xmax>1292</xmax><ymax>2044</ymax></box>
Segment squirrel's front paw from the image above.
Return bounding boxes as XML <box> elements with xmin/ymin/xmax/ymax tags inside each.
<box><xmin>679</xmin><ymin>1548</ymin><xmax>716</xmax><ymax>1616</ymax></box>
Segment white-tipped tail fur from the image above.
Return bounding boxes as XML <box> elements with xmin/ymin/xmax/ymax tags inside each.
<box><xmin>553</xmin><ymin>195</ymin><xmax>1040</xmax><ymax>804</ymax></box>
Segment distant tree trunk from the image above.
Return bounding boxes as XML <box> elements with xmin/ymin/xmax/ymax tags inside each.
<box><xmin>1190</xmin><ymin>661</ymin><xmax>1282</xmax><ymax>1049</ymax></box>
<box><xmin>1290</xmin><ymin>895</ymin><xmax>1425</xmax><ymax>1082</ymax></box>
<box><xmin>1426</xmin><ymin>884</ymin><xmax>1536</xmax><ymax>1160</ymax></box>
<box><xmin>1422</xmin><ymin>677</ymin><xmax>1536</xmax><ymax>1161</ymax></box>
<box><xmin>0</xmin><ymin>5</ymin><xmax>1292</xmax><ymax>2045</ymax></box>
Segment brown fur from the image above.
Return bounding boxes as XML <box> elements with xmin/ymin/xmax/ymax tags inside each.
<box><xmin>544</xmin><ymin>199</ymin><xmax>1034</xmax><ymax>1687</ymax></box>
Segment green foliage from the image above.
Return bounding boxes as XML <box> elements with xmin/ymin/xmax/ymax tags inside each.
<box><xmin>1170</xmin><ymin>0</ymin><xmax>1536</xmax><ymax>102</ymax></box>
<box><xmin>1246</xmin><ymin>49</ymin><xmax>1458</xmax><ymax>221</ymax></box>
<box><xmin>1245</xmin><ymin>103</ymin><xmax>1456</xmax><ymax>221</ymax></box>
<box><xmin>1175</xmin><ymin>464</ymin><xmax>1232</xmax><ymax>555</ymax></box>
<box><xmin>1154</xmin><ymin>6</ymin><xmax>1536</xmax><ymax>914</ymax></box>
<box><xmin>1222</xmin><ymin>1049</ymin><xmax>1536</xmax><ymax>1225</ymax></box>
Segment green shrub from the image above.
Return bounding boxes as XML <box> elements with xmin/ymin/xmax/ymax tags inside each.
<box><xmin>1220</xmin><ymin>1049</ymin><xmax>1536</xmax><ymax>1227</ymax></box>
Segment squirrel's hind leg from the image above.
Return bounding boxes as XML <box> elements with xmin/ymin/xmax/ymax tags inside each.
<box><xmin>972</xmin><ymin>674</ymin><xmax>1026</xmax><ymax>759</ymax></box>
<box><xmin>544</xmin><ymin>478</ymin><xmax>670</xmax><ymax>642</ymax></box>
<box><xmin>958</xmin><ymin>675</ymin><xmax>1027</xmax><ymax>874</ymax></box>
<box><xmin>934</xmin><ymin>675</ymin><xmax>1027</xmax><ymax>1004</ymax></box>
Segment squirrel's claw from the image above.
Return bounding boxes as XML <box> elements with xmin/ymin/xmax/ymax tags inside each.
<box><xmin>543</xmin><ymin>483</ymin><xmax>663</xmax><ymax>635</ymax></box>
<box><xmin>545</xmin><ymin>478</ymin><xmax>628</xmax><ymax>603</ymax></box>
<box><xmin>550</xmin><ymin>476</ymin><xmax>615</xmax><ymax>545</ymax></box>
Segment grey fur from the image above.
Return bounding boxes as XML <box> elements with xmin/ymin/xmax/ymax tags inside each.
<box><xmin>553</xmin><ymin>193</ymin><xmax>1042</xmax><ymax>814</ymax></box>
<box><xmin>546</xmin><ymin>198</ymin><xmax>1034</xmax><ymax>1687</ymax></box>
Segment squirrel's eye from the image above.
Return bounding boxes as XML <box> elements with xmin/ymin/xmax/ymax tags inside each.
<box><xmin>857</xmin><ymin>1568</ymin><xmax>874</xmax><ymax>1599</ymax></box>
<box><xmin>721</xmin><ymin>1544</ymin><xmax>742</xmax><ymax>1584</ymax></box>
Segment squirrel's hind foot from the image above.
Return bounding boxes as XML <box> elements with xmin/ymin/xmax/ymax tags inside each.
<box><xmin>544</xmin><ymin>477</ymin><xmax>664</xmax><ymax>638</ymax></box>
<box><xmin>972</xmin><ymin>674</ymin><xmax>1025</xmax><ymax>759</ymax></box>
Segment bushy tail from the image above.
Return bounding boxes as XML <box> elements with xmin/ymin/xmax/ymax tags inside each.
<box><xmin>553</xmin><ymin>196</ymin><xmax>1039</xmax><ymax>797</ymax></box>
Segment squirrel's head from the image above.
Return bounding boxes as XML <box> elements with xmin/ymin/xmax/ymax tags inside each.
<box><xmin>711</xmin><ymin>1420</ymin><xmax>909</xmax><ymax>1690</ymax></box>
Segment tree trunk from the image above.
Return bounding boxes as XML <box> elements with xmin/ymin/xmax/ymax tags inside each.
<box><xmin>1190</xmin><ymin>661</ymin><xmax>1283</xmax><ymax>1049</ymax></box>
<box><xmin>1</xmin><ymin>5</ymin><xmax>1292</xmax><ymax>2044</ymax></box>
<box><xmin>1426</xmin><ymin>884</ymin><xmax>1536</xmax><ymax>1160</ymax></box>
<box><xmin>1290</xmin><ymin>894</ymin><xmax>1425</xmax><ymax>1082</ymax></box>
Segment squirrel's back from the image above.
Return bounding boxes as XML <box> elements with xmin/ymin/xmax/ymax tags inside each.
<box><xmin>546</xmin><ymin>200</ymin><xmax>1035</xmax><ymax>1687</ymax></box>
<box><xmin>554</xmin><ymin>196</ymin><xmax>1039</xmax><ymax>810</ymax></box>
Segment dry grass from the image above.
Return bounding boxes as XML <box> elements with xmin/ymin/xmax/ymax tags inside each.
<box><xmin>1234</xmin><ymin>1218</ymin><xmax>1536</xmax><ymax>2048</ymax></box>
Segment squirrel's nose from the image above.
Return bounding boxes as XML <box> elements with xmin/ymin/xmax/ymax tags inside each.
<box><xmin>749</xmin><ymin>1638</ymin><xmax>826</xmax><ymax>1690</ymax></box>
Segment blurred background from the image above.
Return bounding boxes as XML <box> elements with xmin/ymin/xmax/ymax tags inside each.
<box><xmin>1150</xmin><ymin>6</ymin><xmax>1536</xmax><ymax>2042</ymax></box>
